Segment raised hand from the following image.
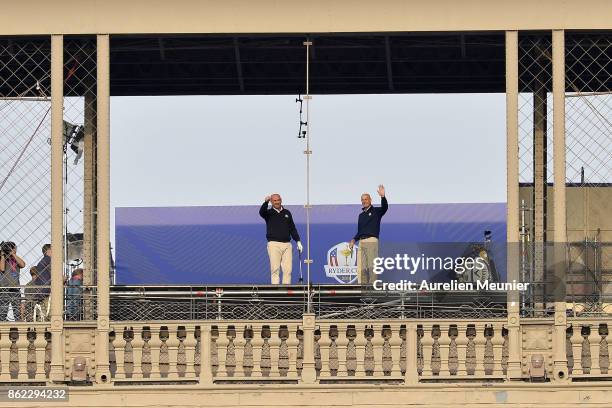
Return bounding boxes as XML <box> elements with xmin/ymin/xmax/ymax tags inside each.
<box><xmin>377</xmin><ymin>184</ymin><xmax>385</xmax><ymax>197</ymax></box>
<box><xmin>264</xmin><ymin>196</ymin><xmax>271</xmax><ymax>202</ymax></box>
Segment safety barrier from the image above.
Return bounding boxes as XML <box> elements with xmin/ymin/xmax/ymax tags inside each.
<box><xmin>566</xmin><ymin>319</ymin><xmax>612</xmax><ymax>379</ymax></box>
<box><xmin>107</xmin><ymin>317</ymin><xmax>512</xmax><ymax>384</ymax></box>
<box><xmin>0</xmin><ymin>323</ymin><xmax>50</xmax><ymax>381</ymax></box>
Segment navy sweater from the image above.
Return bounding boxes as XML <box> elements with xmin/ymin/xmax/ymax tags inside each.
<box><xmin>259</xmin><ymin>202</ymin><xmax>301</xmax><ymax>243</ymax></box>
<box><xmin>353</xmin><ymin>196</ymin><xmax>388</xmax><ymax>241</ymax></box>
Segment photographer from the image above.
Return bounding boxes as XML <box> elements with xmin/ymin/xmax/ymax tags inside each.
<box><xmin>0</xmin><ymin>241</ymin><xmax>26</xmax><ymax>321</ymax></box>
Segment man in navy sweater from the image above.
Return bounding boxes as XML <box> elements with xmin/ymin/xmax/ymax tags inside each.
<box><xmin>259</xmin><ymin>194</ymin><xmax>303</xmax><ymax>284</ymax></box>
<box><xmin>349</xmin><ymin>185</ymin><xmax>388</xmax><ymax>284</ymax></box>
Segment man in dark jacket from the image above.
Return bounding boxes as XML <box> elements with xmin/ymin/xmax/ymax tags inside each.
<box><xmin>349</xmin><ymin>185</ymin><xmax>388</xmax><ymax>284</ymax></box>
<box><xmin>34</xmin><ymin>244</ymin><xmax>51</xmax><ymax>298</ymax></box>
<box><xmin>259</xmin><ymin>193</ymin><xmax>302</xmax><ymax>284</ymax></box>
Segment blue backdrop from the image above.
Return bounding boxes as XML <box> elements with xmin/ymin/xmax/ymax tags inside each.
<box><xmin>115</xmin><ymin>203</ymin><xmax>507</xmax><ymax>284</ymax></box>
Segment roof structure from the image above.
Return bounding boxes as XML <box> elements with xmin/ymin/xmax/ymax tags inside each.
<box><xmin>1</xmin><ymin>32</ymin><xmax>610</xmax><ymax>96</ymax></box>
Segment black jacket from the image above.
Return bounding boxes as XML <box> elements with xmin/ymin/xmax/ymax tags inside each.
<box><xmin>353</xmin><ymin>196</ymin><xmax>388</xmax><ymax>241</ymax></box>
<box><xmin>259</xmin><ymin>202</ymin><xmax>301</xmax><ymax>243</ymax></box>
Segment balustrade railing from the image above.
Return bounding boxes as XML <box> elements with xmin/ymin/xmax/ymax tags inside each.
<box><xmin>417</xmin><ymin>320</ymin><xmax>508</xmax><ymax>380</ymax></box>
<box><xmin>105</xmin><ymin>318</ymin><xmax>511</xmax><ymax>384</ymax></box>
<box><xmin>566</xmin><ymin>319</ymin><xmax>611</xmax><ymax>379</ymax></box>
<box><xmin>0</xmin><ymin>317</ymin><xmax>610</xmax><ymax>385</ymax></box>
<box><xmin>0</xmin><ymin>323</ymin><xmax>50</xmax><ymax>381</ymax></box>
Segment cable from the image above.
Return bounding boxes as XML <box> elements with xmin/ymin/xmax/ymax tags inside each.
<box><xmin>0</xmin><ymin>106</ymin><xmax>51</xmax><ymax>192</ymax></box>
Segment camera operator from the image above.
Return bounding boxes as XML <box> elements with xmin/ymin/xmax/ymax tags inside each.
<box><xmin>0</xmin><ymin>241</ymin><xmax>26</xmax><ymax>321</ymax></box>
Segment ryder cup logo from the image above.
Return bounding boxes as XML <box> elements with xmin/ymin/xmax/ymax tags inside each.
<box><xmin>324</xmin><ymin>242</ymin><xmax>358</xmax><ymax>284</ymax></box>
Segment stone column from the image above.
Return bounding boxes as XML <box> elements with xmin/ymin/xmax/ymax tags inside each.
<box><xmin>552</xmin><ymin>29</ymin><xmax>569</xmax><ymax>382</ymax></box>
<box><xmin>49</xmin><ymin>34</ymin><xmax>65</xmax><ymax>383</ymax></box>
<box><xmin>94</xmin><ymin>34</ymin><xmax>111</xmax><ymax>384</ymax></box>
<box><xmin>301</xmin><ymin>313</ymin><xmax>317</xmax><ymax>383</ymax></box>
<box><xmin>82</xmin><ymin>90</ymin><xmax>96</xmax><ymax>320</ymax></box>
<box><xmin>505</xmin><ymin>30</ymin><xmax>523</xmax><ymax>380</ymax></box>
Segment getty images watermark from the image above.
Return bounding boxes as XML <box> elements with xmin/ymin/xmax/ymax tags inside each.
<box><xmin>370</xmin><ymin>253</ymin><xmax>529</xmax><ymax>291</ymax></box>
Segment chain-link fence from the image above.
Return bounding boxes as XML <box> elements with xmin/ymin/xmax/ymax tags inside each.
<box><xmin>517</xmin><ymin>32</ymin><xmax>611</xmax><ymax>316</ymax></box>
<box><xmin>62</xmin><ymin>37</ymin><xmax>98</xmax><ymax>321</ymax></box>
<box><xmin>517</xmin><ymin>33</ymin><xmax>554</xmax><ymax>316</ymax></box>
<box><xmin>565</xmin><ymin>32</ymin><xmax>612</xmax><ymax>316</ymax></box>
<box><xmin>0</xmin><ymin>36</ymin><xmax>98</xmax><ymax>322</ymax></box>
<box><xmin>0</xmin><ymin>37</ymin><xmax>52</xmax><ymax>322</ymax></box>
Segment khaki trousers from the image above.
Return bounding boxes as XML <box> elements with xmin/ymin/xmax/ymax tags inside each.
<box><xmin>267</xmin><ymin>241</ymin><xmax>293</xmax><ymax>284</ymax></box>
<box><xmin>356</xmin><ymin>237</ymin><xmax>379</xmax><ymax>284</ymax></box>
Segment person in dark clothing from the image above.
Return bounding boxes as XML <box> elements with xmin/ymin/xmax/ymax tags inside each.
<box><xmin>34</xmin><ymin>244</ymin><xmax>51</xmax><ymax>298</ymax></box>
<box><xmin>0</xmin><ymin>241</ymin><xmax>26</xmax><ymax>321</ymax></box>
<box><xmin>348</xmin><ymin>185</ymin><xmax>388</xmax><ymax>284</ymax></box>
<box><xmin>23</xmin><ymin>266</ymin><xmax>46</xmax><ymax>321</ymax></box>
<box><xmin>259</xmin><ymin>193</ymin><xmax>302</xmax><ymax>284</ymax></box>
<box><xmin>65</xmin><ymin>268</ymin><xmax>83</xmax><ymax>321</ymax></box>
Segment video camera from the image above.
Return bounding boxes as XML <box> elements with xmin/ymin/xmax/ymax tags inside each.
<box><xmin>0</xmin><ymin>241</ymin><xmax>14</xmax><ymax>257</ymax></box>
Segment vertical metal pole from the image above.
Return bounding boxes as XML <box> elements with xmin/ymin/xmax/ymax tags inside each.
<box><xmin>95</xmin><ymin>34</ymin><xmax>111</xmax><ymax>383</ymax></box>
<box><xmin>303</xmin><ymin>40</ymin><xmax>313</xmax><ymax>313</ymax></box>
<box><xmin>552</xmin><ymin>29</ymin><xmax>568</xmax><ymax>381</ymax></box>
<box><xmin>49</xmin><ymin>34</ymin><xmax>65</xmax><ymax>383</ymax></box>
<box><xmin>505</xmin><ymin>30</ymin><xmax>522</xmax><ymax>380</ymax></box>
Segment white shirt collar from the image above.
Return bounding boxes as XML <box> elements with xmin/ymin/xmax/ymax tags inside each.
<box><xmin>274</xmin><ymin>206</ymin><xmax>284</xmax><ymax>213</ymax></box>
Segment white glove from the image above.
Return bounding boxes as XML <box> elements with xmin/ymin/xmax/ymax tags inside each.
<box><xmin>296</xmin><ymin>241</ymin><xmax>303</xmax><ymax>253</ymax></box>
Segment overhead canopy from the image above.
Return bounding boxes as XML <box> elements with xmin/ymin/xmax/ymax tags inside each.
<box><xmin>109</xmin><ymin>33</ymin><xmax>505</xmax><ymax>95</ymax></box>
<box><xmin>0</xmin><ymin>32</ymin><xmax>610</xmax><ymax>96</ymax></box>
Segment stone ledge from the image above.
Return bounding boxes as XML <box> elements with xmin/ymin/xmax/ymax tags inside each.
<box><xmin>1</xmin><ymin>383</ymin><xmax>611</xmax><ymax>407</ymax></box>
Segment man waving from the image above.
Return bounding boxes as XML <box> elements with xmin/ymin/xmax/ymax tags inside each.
<box><xmin>259</xmin><ymin>194</ymin><xmax>303</xmax><ymax>284</ymax></box>
<box><xmin>349</xmin><ymin>185</ymin><xmax>388</xmax><ymax>284</ymax></box>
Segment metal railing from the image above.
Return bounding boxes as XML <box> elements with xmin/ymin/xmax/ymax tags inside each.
<box><xmin>108</xmin><ymin>286</ymin><xmax>509</xmax><ymax>321</ymax></box>
<box><xmin>0</xmin><ymin>285</ymin><xmax>97</xmax><ymax>323</ymax></box>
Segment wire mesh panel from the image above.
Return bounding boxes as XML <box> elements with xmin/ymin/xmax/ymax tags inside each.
<box><xmin>519</xmin><ymin>34</ymin><xmax>554</xmax><ymax>184</ymax></box>
<box><xmin>1</xmin><ymin>36</ymin><xmax>98</xmax><ymax>322</ymax></box>
<box><xmin>0</xmin><ymin>37</ymin><xmax>52</xmax><ymax>322</ymax></box>
<box><xmin>517</xmin><ymin>33</ymin><xmax>554</xmax><ymax>316</ymax></box>
<box><xmin>517</xmin><ymin>31</ymin><xmax>612</xmax><ymax>317</ymax></box>
<box><xmin>63</xmin><ymin>37</ymin><xmax>98</xmax><ymax>320</ymax></box>
<box><xmin>565</xmin><ymin>32</ymin><xmax>612</xmax><ymax>316</ymax></box>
